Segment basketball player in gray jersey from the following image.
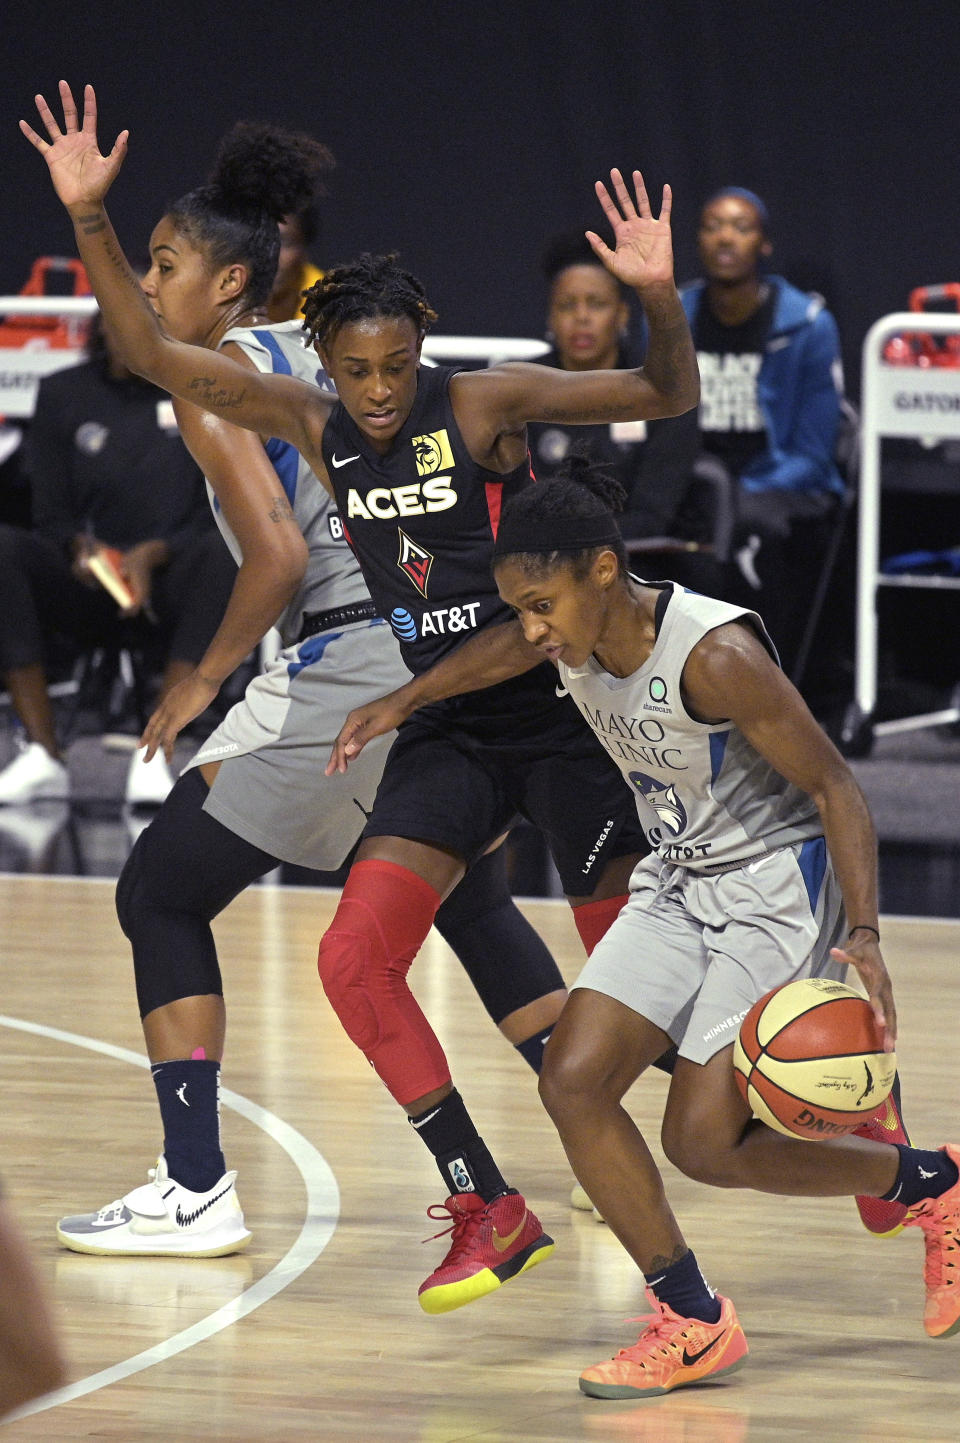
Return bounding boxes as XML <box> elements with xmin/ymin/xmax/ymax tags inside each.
<box><xmin>486</xmin><ymin>456</ymin><xmax>960</xmax><ymax>1396</ymax></box>
<box><xmin>47</xmin><ymin>119</ymin><xmax>568</xmax><ymax>1266</ymax></box>
<box><xmin>184</xmin><ymin>317</ymin><xmax>404</xmax><ymax>863</ymax></box>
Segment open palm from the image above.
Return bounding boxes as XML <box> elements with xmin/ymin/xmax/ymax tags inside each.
<box><xmin>587</xmin><ymin>168</ymin><xmax>675</xmax><ymax>292</ymax></box>
<box><xmin>19</xmin><ymin>81</ymin><xmax>128</xmax><ymax>210</ymax></box>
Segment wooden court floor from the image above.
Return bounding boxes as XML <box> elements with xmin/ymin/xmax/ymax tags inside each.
<box><xmin>1</xmin><ymin>873</ymin><xmax>958</xmax><ymax>1442</ymax></box>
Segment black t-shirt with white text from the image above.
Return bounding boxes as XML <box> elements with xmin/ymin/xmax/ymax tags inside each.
<box><xmin>694</xmin><ymin>289</ymin><xmax>775</xmax><ymax>478</ymax></box>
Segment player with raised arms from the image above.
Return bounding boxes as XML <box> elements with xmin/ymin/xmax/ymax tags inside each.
<box><xmin>22</xmin><ymin>82</ymin><xmax>697</xmax><ymax>1312</ymax></box>
<box><xmin>35</xmin><ymin>115</ymin><xmax>573</xmax><ymax>1274</ymax></box>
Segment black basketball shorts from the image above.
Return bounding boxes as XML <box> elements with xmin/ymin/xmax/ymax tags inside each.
<box><xmin>361</xmin><ymin>664</ymin><xmax>649</xmax><ymax>894</ymax></box>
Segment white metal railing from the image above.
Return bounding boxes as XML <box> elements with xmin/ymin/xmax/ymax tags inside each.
<box><xmin>855</xmin><ymin>311</ymin><xmax>960</xmax><ymax>741</ymax></box>
<box><xmin>0</xmin><ymin>295</ymin><xmax>549</xmax><ymax>417</ymax></box>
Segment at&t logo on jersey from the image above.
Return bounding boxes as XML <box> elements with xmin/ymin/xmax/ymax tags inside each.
<box><xmin>412</xmin><ymin>428</ymin><xmax>454</xmax><ymax>475</ymax></box>
<box><xmin>389</xmin><ymin>602</ymin><xmax>483</xmax><ymax>644</ymax></box>
<box><xmin>397</xmin><ymin>529</ymin><xmax>434</xmax><ymax>597</ymax></box>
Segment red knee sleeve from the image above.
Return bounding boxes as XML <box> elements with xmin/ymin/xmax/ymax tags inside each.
<box><xmin>572</xmin><ymin>893</ymin><xmax>628</xmax><ymax>955</ymax></box>
<box><xmin>317</xmin><ymin>859</ymin><xmax>451</xmax><ymax>1106</ymax></box>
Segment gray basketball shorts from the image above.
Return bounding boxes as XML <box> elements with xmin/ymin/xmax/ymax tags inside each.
<box><xmin>572</xmin><ymin>837</ymin><xmax>847</xmax><ymax>1064</ymax></box>
<box><xmin>184</xmin><ymin>618</ymin><xmax>411</xmax><ymax>871</ymax></box>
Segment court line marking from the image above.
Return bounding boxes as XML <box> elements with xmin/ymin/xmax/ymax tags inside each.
<box><xmin>0</xmin><ymin>1013</ymin><xmax>339</xmax><ymax>1423</ymax></box>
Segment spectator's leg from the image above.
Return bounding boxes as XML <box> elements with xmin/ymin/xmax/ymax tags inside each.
<box><xmin>150</xmin><ymin>532</ymin><xmax>239</xmax><ymax>689</ymax></box>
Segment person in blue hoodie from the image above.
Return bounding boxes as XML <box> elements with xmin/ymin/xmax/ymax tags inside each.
<box><xmin>680</xmin><ymin>188</ymin><xmax>845</xmax><ymax>673</ymax></box>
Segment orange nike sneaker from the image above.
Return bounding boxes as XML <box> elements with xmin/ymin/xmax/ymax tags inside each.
<box><xmin>904</xmin><ymin>1143</ymin><xmax>960</xmax><ymax>1338</ymax></box>
<box><xmin>853</xmin><ymin>1073</ymin><xmax>910</xmax><ymax>1237</ymax></box>
<box><xmin>417</xmin><ymin>1190</ymin><xmax>554</xmax><ymax>1315</ymax></box>
<box><xmin>579</xmin><ymin>1293</ymin><xmax>748</xmax><ymax>1399</ymax></box>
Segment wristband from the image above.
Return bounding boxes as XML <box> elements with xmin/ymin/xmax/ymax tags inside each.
<box><xmin>847</xmin><ymin>924</ymin><xmax>880</xmax><ymax>943</ymax></box>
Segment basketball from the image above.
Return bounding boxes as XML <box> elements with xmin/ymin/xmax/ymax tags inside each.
<box><xmin>732</xmin><ymin>978</ymin><xmax>896</xmax><ymax>1140</ymax></box>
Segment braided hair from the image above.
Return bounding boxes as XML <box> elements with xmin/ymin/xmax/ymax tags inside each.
<box><xmin>493</xmin><ymin>443</ymin><xmax>629</xmax><ymax>580</ymax></box>
<box><xmin>166</xmin><ymin>122</ymin><xmax>334</xmax><ymax>307</ymax></box>
<box><xmin>301</xmin><ymin>252</ymin><xmax>438</xmax><ymax>349</ymax></box>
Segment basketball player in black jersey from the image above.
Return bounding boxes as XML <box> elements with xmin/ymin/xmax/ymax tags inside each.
<box><xmin>24</xmin><ymin>82</ymin><xmax>699</xmax><ymax>1313</ymax></box>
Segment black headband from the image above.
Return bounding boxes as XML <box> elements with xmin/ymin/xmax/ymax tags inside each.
<box><xmin>493</xmin><ymin>510</ymin><xmax>621</xmax><ymax>561</ymax></box>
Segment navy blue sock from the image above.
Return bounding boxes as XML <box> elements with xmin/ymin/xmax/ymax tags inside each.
<box><xmin>151</xmin><ymin>1058</ymin><xmax>226</xmax><ymax>1193</ymax></box>
<box><xmin>514</xmin><ymin>1025</ymin><xmax>554</xmax><ymax>1073</ymax></box>
<box><xmin>644</xmin><ymin>1249</ymin><xmax>721</xmax><ymax>1324</ymax></box>
<box><xmin>409</xmin><ymin>1088</ymin><xmax>509</xmax><ymax>1201</ymax></box>
<box><xmin>881</xmin><ymin>1144</ymin><xmax>959</xmax><ymax>1209</ymax></box>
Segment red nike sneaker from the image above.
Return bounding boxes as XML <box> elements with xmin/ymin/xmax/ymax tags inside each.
<box><xmin>854</xmin><ymin>1073</ymin><xmax>910</xmax><ymax>1237</ymax></box>
<box><xmin>417</xmin><ymin>1190</ymin><xmax>554</xmax><ymax>1314</ymax></box>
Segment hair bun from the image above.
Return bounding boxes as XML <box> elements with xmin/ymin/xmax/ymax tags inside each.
<box><xmin>210</xmin><ymin>121</ymin><xmax>335</xmax><ymax>221</ymax></box>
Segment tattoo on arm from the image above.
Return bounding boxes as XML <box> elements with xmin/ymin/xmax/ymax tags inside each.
<box><xmin>268</xmin><ymin>496</ymin><xmax>294</xmax><ymax>523</ymax></box>
<box><xmin>538</xmin><ymin>399</ymin><xmax>623</xmax><ymax>423</ymax></box>
<box><xmin>187</xmin><ymin>376</ymin><xmax>247</xmax><ymax>410</ymax></box>
<box><xmin>76</xmin><ymin>213</ymin><xmax>106</xmax><ymax>235</ymax></box>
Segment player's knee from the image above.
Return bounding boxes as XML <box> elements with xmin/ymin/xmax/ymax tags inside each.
<box><xmin>317</xmin><ymin>929</ymin><xmax>382</xmax><ymax>1052</ymax></box>
<box><xmin>538</xmin><ymin>1037</ymin><xmax>606</xmax><ymax>1125</ymax></box>
<box><xmin>116</xmin><ymin>844</ymin><xmax>150</xmax><ymax>942</ymax></box>
<box><xmin>661</xmin><ymin>1114</ymin><xmax>733</xmax><ymax>1185</ymax></box>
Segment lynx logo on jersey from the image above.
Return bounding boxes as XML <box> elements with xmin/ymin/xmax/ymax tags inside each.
<box><xmin>397</xmin><ymin>529</ymin><xmax>434</xmax><ymax>597</ymax></box>
<box><xmin>412</xmin><ymin>428</ymin><xmax>454</xmax><ymax>476</ymax></box>
<box><xmin>629</xmin><ymin>771</ymin><xmax>688</xmax><ymax>836</ymax></box>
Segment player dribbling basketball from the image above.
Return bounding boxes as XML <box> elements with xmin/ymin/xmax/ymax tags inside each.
<box><xmin>486</xmin><ymin>454</ymin><xmax>959</xmax><ymax>1397</ymax></box>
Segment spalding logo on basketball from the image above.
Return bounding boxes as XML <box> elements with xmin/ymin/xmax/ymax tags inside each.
<box><xmin>732</xmin><ymin>978</ymin><xmax>897</xmax><ymax>1140</ymax></box>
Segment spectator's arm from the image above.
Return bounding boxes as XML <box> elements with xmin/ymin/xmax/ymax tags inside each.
<box><xmin>621</xmin><ymin>407</ymin><xmax>703</xmax><ymax>536</ymax></box>
<box><xmin>743</xmin><ymin>310</ymin><xmax>843</xmax><ymax>494</ymax></box>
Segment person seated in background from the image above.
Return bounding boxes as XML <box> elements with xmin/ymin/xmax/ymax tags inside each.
<box><xmin>0</xmin><ymin>313</ymin><xmax>237</xmax><ymax>806</ymax></box>
<box><xmin>680</xmin><ymin>187</ymin><xmax>845</xmax><ymax>672</ymax></box>
<box><xmin>266</xmin><ymin>187</ymin><xmax>331</xmax><ymax>323</ymax></box>
<box><xmin>528</xmin><ymin>231</ymin><xmax>704</xmax><ymax>579</ymax></box>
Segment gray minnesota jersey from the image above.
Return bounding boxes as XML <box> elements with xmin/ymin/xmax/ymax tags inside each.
<box><xmin>214</xmin><ymin>321</ymin><xmax>371</xmax><ymax>645</ymax></box>
<box><xmin>558</xmin><ymin>582</ymin><xmax>821</xmax><ymax>869</ymax></box>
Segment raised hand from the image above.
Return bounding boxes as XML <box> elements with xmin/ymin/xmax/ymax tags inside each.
<box><xmin>587</xmin><ymin>168</ymin><xmax>675</xmax><ymax>294</ymax></box>
<box><xmin>19</xmin><ymin>81</ymin><xmax>128</xmax><ymax>212</ymax></box>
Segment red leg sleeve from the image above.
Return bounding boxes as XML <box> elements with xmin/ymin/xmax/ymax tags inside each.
<box><xmin>572</xmin><ymin>894</ymin><xmax>629</xmax><ymax>956</ymax></box>
<box><xmin>317</xmin><ymin>859</ymin><xmax>450</xmax><ymax>1106</ymax></box>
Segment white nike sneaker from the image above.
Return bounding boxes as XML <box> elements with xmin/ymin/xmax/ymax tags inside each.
<box><xmin>56</xmin><ymin>1156</ymin><xmax>252</xmax><ymax>1257</ymax></box>
<box><xmin>125</xmin><ymin>746</ymin><xmax>176</xmax><ymax>806</ymax></box>
<box><xmin>0</xmin><ymin>740</ymin><xmax>69</xmax><ymax>804</ymax></box>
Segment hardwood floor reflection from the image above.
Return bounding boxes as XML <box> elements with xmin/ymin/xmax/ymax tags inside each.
<box><xmin>2</xmin><ymin>877</ymin><xmax>958</xmax><ymax>1441</ymax></box>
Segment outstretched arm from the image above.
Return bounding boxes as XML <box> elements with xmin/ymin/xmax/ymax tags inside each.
<box><xmin>683</xmin><ymin>622</ymin><xmax>894</xmax><ymax>1045</ymax></box>
<box><xmin>20</xmin><ymin>83</ymin><xmax>325</xmax><ymax>456</ymax></box>
<box><xmin>139</xmin><ymin>390</ymin><xmax>309</xmax><ymax>762</ymax></box>
<box><xmin>326</xmin><ymin>619</ymin><xmax>542</xmax><ymax>774</ymax></box>
<box><xmin>0</xmin><ymin>1195</ymin><xmax>66</xmax><ymax>1419</ymax></box>
<box><xmin>455</xmin><ymin>169</ymin><xmax>698</xmax><ymax>456</ymax></box>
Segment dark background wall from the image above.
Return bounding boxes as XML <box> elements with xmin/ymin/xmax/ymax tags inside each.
<box><xmin>3</xmin><ymin>1</ymin><xmax>959</xmax><ymax>397</ymax></box>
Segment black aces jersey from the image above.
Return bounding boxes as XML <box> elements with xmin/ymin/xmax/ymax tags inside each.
<box><xmin>321</xmin><ymin>364</ymin><xmax>533</xmax><ymax>673</ymax></box>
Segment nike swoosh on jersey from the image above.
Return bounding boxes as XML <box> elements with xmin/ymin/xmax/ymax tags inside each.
<box><xmin>331</xmin><ymin>453</ymin><xmax>360</xmax><ymax>468</ymax></box>
<box><xmin>555</xmin><ymin>683</ymin><xmax>569</xmax><ymax>698</ymax></box>
<box><xmin>682</xmin><ymin>1329</ymin><xmax>727</xmax><ymax>1367</ymax></box>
